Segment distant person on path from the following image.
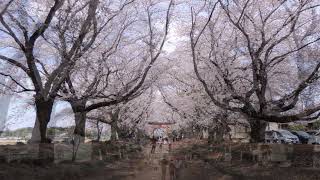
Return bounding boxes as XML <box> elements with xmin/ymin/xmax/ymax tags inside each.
<box><xmin>169</xmin><ymin>159</ymin><xmax>176</xmax><ymax>180</ymax></box>
<box><xmin>174</xmin><ymin>158</ymin><xmax>183</xmax><ymax>179</ymax></box>
<box><xmin>150</xmin><ymin>136</ymin><xmax>157</xmax><ymax>154</ymax></box>
<box><xmin>160</xmin><ymin>157</ymin><xmax>169</xmax><ymax>180</ymax></box>
<box><xmin>172</xmin><ymin>130</ymin><xmax>178</xmax><ymax>142</ymax></box>
<box><xmin>168</xmin><ymin>138</ymin><xmax>172</xmax><ymax>152</ymax></box>
<box><xmin>159</xmin><ymin>137</ymin><xmax>163</xmax><ymax>150</ymax></box>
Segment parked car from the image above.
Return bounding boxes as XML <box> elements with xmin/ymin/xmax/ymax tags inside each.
<box><xmin>277</xmin><ymin>130</ymin><xmax>300</xmax><ymax>144</ymax></box>
<box><xmin>265</xmin><ymin>130</ymin><xmax>300</xmax><ymax>144</ymax></box>
<box><xmin>307</xmin><ymin>130</ymin><xmax>320</xmax><ymax>144</ymax></box>
<box><xmin>265</xmin><ymin>130</ymin><xmax>279</xmax><ymax>143</ymax></box>
<box><xmin>291</xmin><ymin>131</ymin><xmax>310</xmax><ymax>144</ymax></box>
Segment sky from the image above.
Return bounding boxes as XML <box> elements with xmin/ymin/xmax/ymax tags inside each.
<box><xmin>4</xmin><ymin>96</ymin><xmax>74</xmax><ymax>130</ymax></box>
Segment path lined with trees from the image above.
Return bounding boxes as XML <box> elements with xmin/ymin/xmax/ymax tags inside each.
<box><xmin>0</xmin><ymin>1</ymin><xmax>320</xmax><ymax>175</ymax></box>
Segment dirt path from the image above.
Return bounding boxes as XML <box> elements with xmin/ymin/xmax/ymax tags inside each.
<box><xmin>102</xmin><ymin>140</ymin><xmax>229</xmax><ymax>180</ymax></box>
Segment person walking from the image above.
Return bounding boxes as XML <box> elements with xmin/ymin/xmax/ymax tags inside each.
<box><xmin>169</xmin><ymin>159</ymin><xmax>176</xmax><ymax>180</ymax></box>
<box><xmin>168</xmin><ymin>138</ymin><xmax>172</xmax><ymax>152</ymax></box>
<box><xmin>159</xmin><ymin>137</ymin><xmax>163</xmax><ymax>151</ymax></box>
<box><xmin>150</xmin><ymin>136</ymin><xmax>157</xmax><ymax>154</ymax></box>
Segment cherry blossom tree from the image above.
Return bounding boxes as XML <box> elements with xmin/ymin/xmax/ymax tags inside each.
<box><xmin>60</xmin><ymin>0</ymin><xmax>174</xmax><ymax>141</ymax></box>
<box><xmin>0</xmin><ymin>0</ymin><xmax>69</xmax><ymax>142</ymax></box>
<box><xmin>189</xmin><ymin>0</ymin><xmax>320</xmax><ymax>142</ymax></box>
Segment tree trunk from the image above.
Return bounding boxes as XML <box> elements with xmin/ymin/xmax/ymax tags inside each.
<box><xmin>70</xmin><ymin>100</ymin><xmax>87</xmax><ymax>141</ymax></box>
<box><xmin>215</xmin><ymin>127</ymin><xmax>225</xmax><ymax>142</ymax></box>
<box><xmin>249</xmin><ymin>119</ymin><xmax>267</xmax><ymax>143</ymax></box>
<box><xmin>208</xmin><ymin>127</ymin><xmax>224</xmax><ymax>144</ymax></box>
<box><xmin>30</xmin><ymin>117</ymin><xmax>41</xmax><ymax>143</ymax></box>
<box><xmin>73</xmin><ymin>111</ymin><xmax>86</xmax><ymax>138</ymax></box>
<box><xmin>110</xmin><ymin>108</ymin><xmax>120</xmax><ymax>141</ymax></box>
<box><xmin>30</xmin><ymin>102</ymin><xmax>58</xmax><ymax>143</ymax></box>
<box><xmin>32</xmin><ymin>97</ymin><xmax>55</xmax><ymax>163</ymax></box>
<box><xmin>96</xmin><ymin>121</ymin><xmax>101</xmax><ymax>141</ymax></box>
<box><xmin>70</xmin><ymin>100</ymin><xmax>87</xmax><ymax>162</ymax></box>
<box><xmin>110</xmin><ymin>121</ymin><xmax>118</xmax><ymax>141</ymax></box>
<box><xmin>208</xmin><ymin>128</ymin><xmax>215</xmax><ymax>144</ymax></box>
<box><xmin>34</xmin><ymin>96</ymin><xmax>54</xmax><ymax>143</ymax></box>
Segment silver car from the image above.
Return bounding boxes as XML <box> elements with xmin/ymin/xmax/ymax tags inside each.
<box><xmin>277</xmin><ymin>130</ymin><xmax>300</xmax><ymax>144</ymax></box>
<box><xmin>265</xmin><ymin>130</ymin><xmax>299</xmax><ymax>144</ymax></box>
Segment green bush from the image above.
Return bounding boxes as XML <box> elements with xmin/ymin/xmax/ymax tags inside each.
<box><xmin>288</xmin><ymin>124</ymin><xmax>305</xmax><ymax>131</ymax></box>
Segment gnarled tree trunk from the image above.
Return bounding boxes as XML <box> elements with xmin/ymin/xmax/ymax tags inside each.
<box><xmin>109</xmin><ymin>109</ymin><xmax>120</xmax><ymax>141</ymax></box>
<box><xmin>31</xmin><ymin>101</ymin><xmax>58</xmax><ymax>143</ymax></box>
<box><xmin>35</xmin><ymin>96</ymin><xmax>54</xmax><ymax>143</ymax></box>
<box><xmin>70</xmin><ymin>100</ymin><xmax>87</xmax><ymax>161</ymax></box>
<box><xmin>110</xmin><ymin>121</ymin><xmax>119</xmax><ymax>141</ymax></box>
<box><xmin>249</xmin><ymin>119</ymin><xmax>267</xmax><ymax>143</ymax></box>
<box><xmin>96</xmin><ymin>120</ymin><xmax>102</xmax><ymax>141</ymax></box>
<box><xmin>70</xmin><ymin>100</ymin><xmax>87</xmax><ymax>141</ymax></box>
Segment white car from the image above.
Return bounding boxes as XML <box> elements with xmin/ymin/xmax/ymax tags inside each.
<box><xmin>307</xmin><ymin>130</ymin><xmax>320</xmax><ymax>144</ymax></box>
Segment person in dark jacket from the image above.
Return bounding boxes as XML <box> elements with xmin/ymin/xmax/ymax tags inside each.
<box><xmin>150</xmin><ymin>136</ymin><xmax>157</xmax><ymax>154</ymax></box>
